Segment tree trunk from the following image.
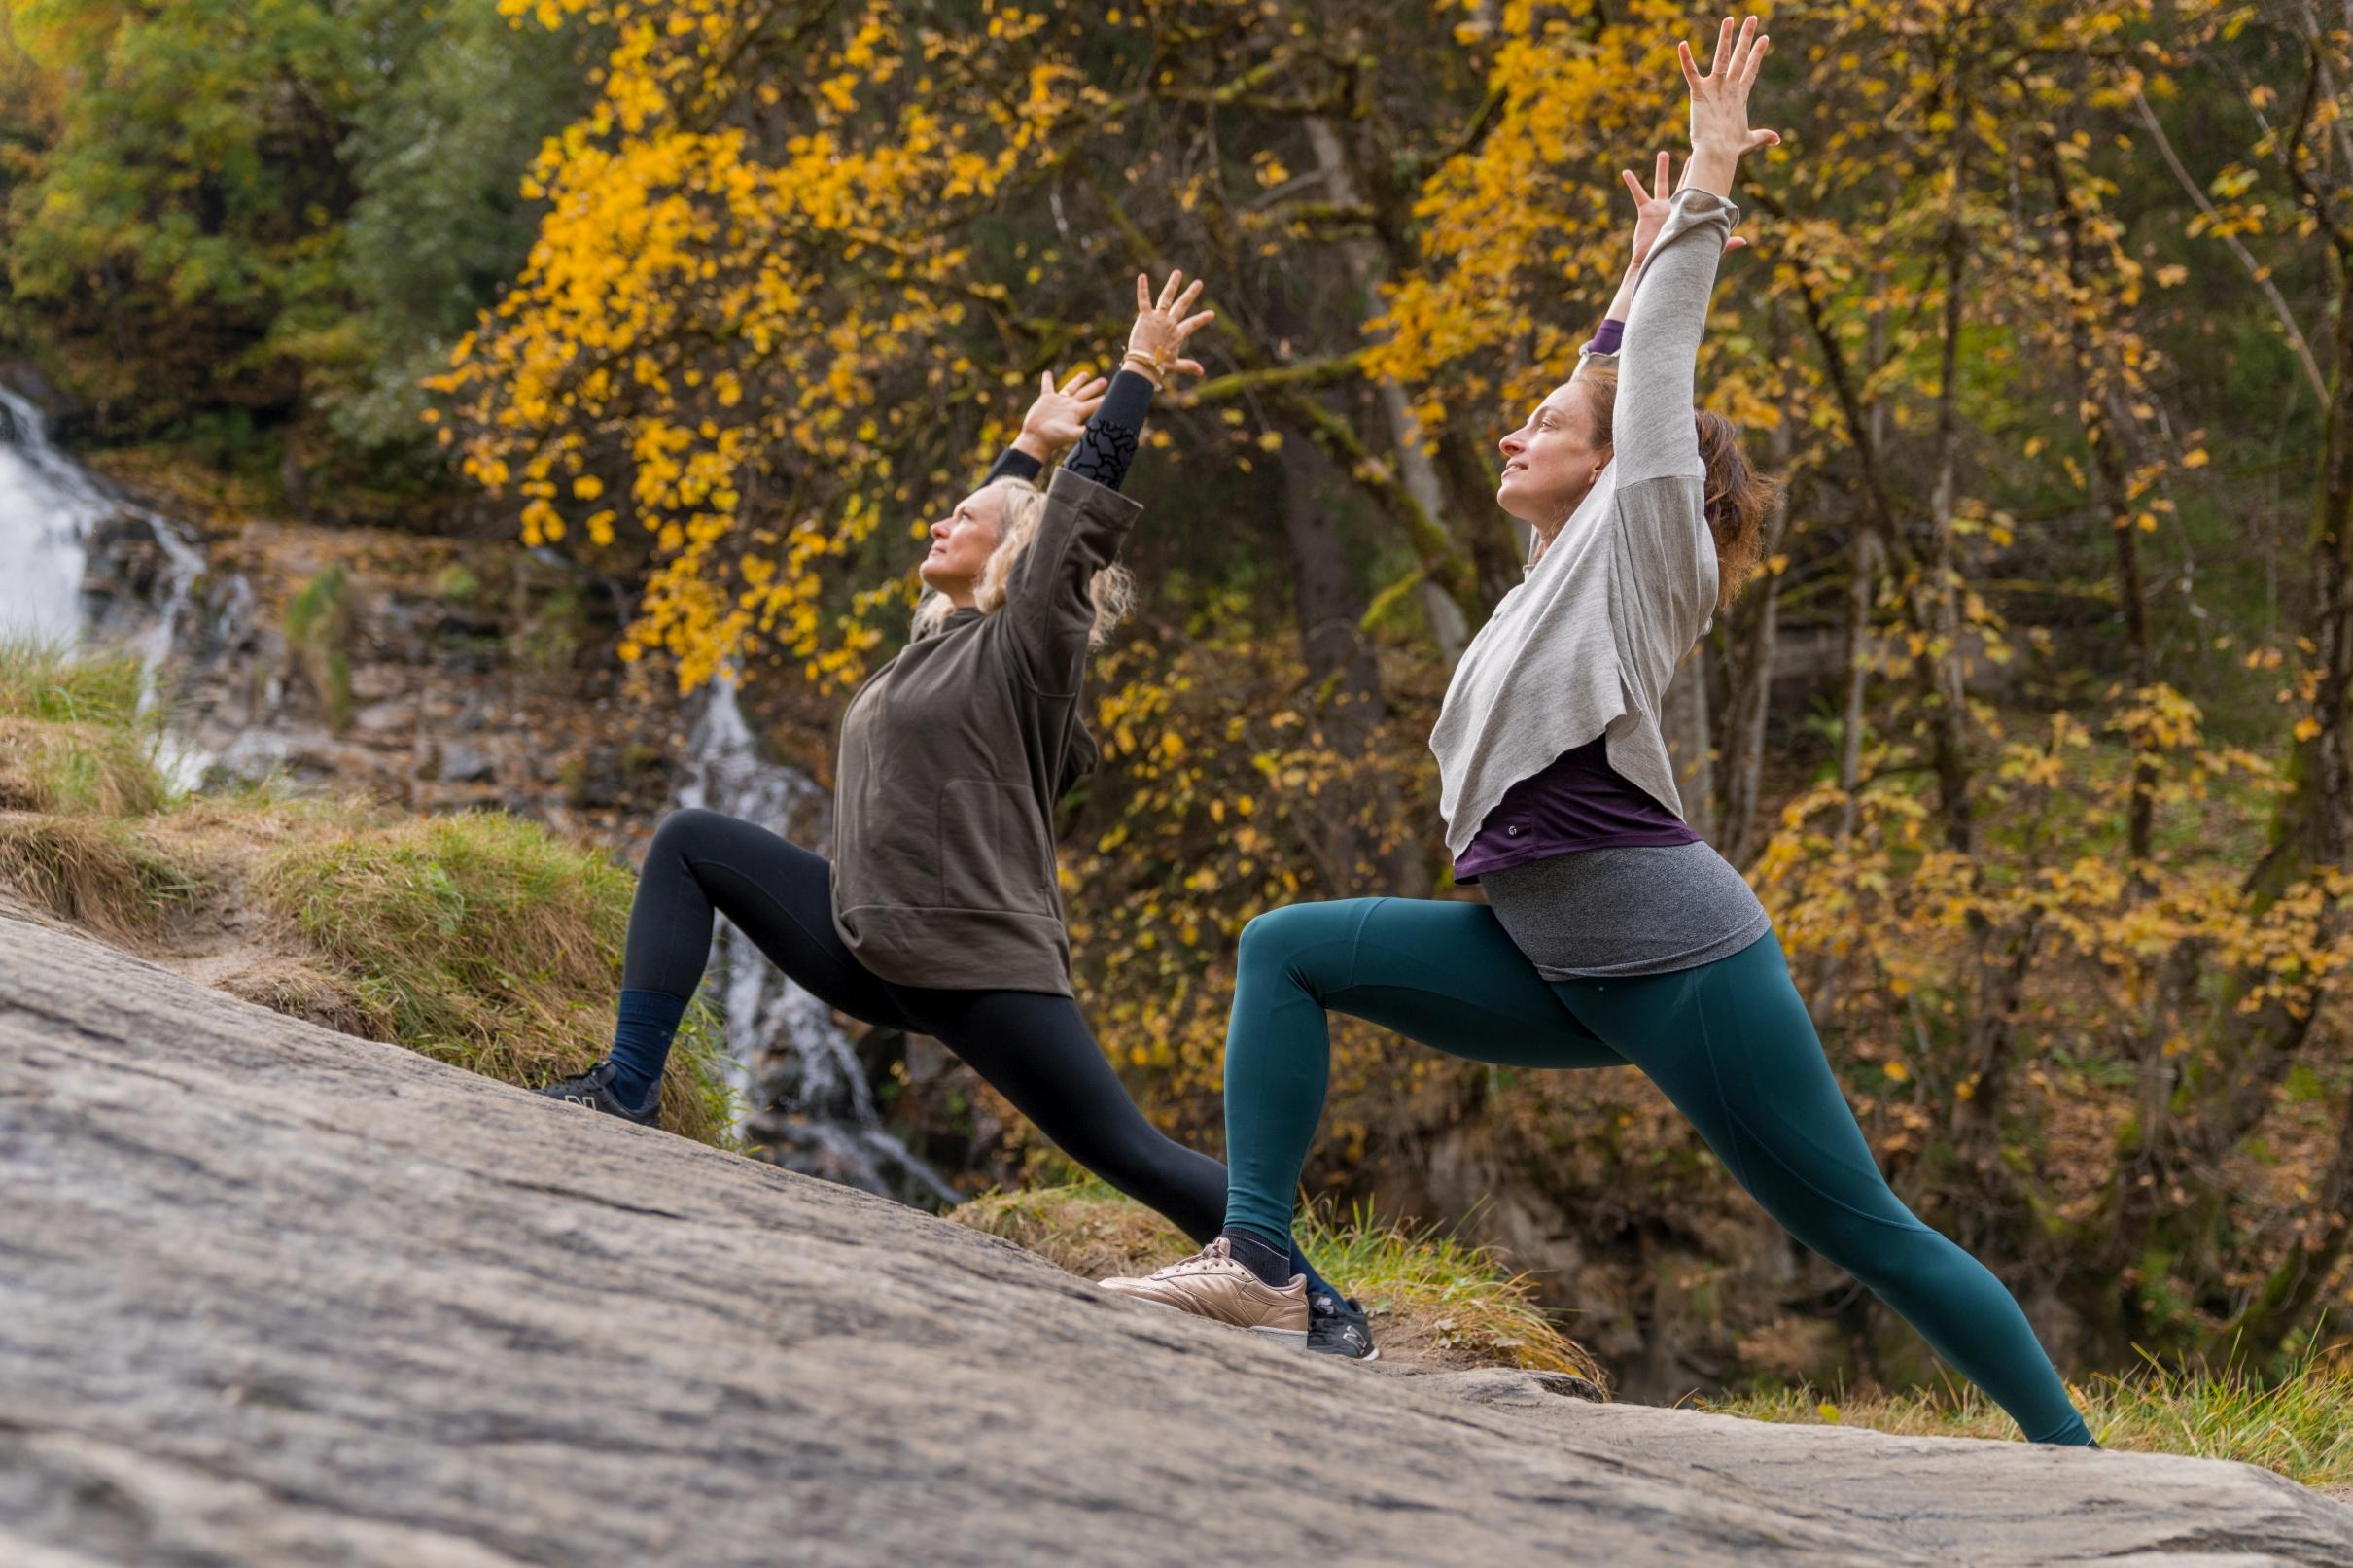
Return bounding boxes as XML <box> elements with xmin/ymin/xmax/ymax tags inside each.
<box><xmin>1306</xmin><ymin>116</ymin><xmax>1471</xmax><ymax>659</ymax></box>
<box><xmin>1276</xmin><ymin>442</ymin><xmax>1403</xmax><ymax>891</ymax></box>
<box><xmin>1276</xmin><ymin>436</ymin><xmax>1387</xmax><ymax>717</ymax></box>
<box><xmin>1923</xmin><ymin>150</ymin><xmax>1976</xmax><ymax>859</ymax></box>
<box><xmin>1662</xmin><ymin>649</ymin><xmax>1717</xmax><ymax>844</ymax></box>
<box><xmin>2044</xmin><ymin>138</ymin><xmax>2156</xmax><ymax>873</ymax></box>
<box><xmin>1319</xmin><ymin>106</ymin><xmax>1527</xmax><ymax>620</ymax></box>
<box><xmin>2188</xmin><ymin>219</ymin><xmax>2353</xmax><ymax>1164</ymax></box>
<box><xmin>2110</xmin><ymin>169</ymin><xmax>2353</xmax><ymax>1348</ymax></box>
<box><xmin>1833</xmin><ymin>527</ymin><xmax>1879</xmax><ymax>844</ymax></box>
<box><xmin>1721</xmin><ymin>358</ymin><xmax>1796</xmax><ymax>867</ymax></box>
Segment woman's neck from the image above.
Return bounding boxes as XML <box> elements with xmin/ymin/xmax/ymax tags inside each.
<box><xmin>1530</xmin><ymin>493</ymin><xmax>1586</xmax><ymax>548</ymax></box>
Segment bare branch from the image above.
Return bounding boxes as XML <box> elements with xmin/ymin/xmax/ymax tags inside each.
<box><xmin>2133</xmin><ymin>87</ymin><xmax>2329</xmax><ymax>405</ymax></box>
<box><xmin>2284</xmin><ymin>34</ymin><xmax>2353</xmax><ymax>255</ymax></box>
<box><xmin>1178</xmin><ymin>353</ymin><xmax>1371</xmax><ymax>405</ymax></box>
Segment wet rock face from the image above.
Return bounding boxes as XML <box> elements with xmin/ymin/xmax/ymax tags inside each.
<box><xmin>5</xmin><ymin>911</ymin><xmax>2350</xmax><ymax>1568</ymax></box>
<box><xmin>78</xmin><ymin>508</ymin><xmax>174</xmax><ymax>609</ymax></box>
<box><xmin>138</xmin><ymin>519</ymin><xmax>682</xmax><ymax>836</ymax></box>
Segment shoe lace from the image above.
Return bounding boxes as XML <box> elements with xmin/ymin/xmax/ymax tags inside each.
<box><xmin>1149</xmin><ymin>1241</ymin><xmax>1230</xmax><ymax>1280</ymax></box>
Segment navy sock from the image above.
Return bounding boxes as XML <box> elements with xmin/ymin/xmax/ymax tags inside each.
<box><xmin>1219</xmin><ymin>1226</ymin><xmax>1296</xmax><ymax>1289</ymax></box>
<box><xmin>607</xmin><ymin>988</ymin><xmax>688</xmax><ymax>1110</ymax></box>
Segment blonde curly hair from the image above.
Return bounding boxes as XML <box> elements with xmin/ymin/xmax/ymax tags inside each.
<box><xmin>910</xmin><ymin>475</ymin><xmax>1136</xmax><ymax>646</ymax></box>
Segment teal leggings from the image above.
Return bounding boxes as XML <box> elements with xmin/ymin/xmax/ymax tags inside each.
<box><xmin>1221</xmin><ymin>897</ymin><xmax>2091</xmax><ymax>1446</ymax></box>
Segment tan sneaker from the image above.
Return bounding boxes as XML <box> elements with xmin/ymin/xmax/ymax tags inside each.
<box><xmin>1097</xmin><ymin>1238</ymin><xmax>1310</xmax><ymax>1343</ymax></box>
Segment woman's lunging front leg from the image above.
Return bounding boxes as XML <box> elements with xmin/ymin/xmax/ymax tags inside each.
<box><xmin>1101</xmin><ymin>897</ymin><xmax>1622</xmax><ymax>1314</ymax></box>
<box><xmin>1223</xmin><ymin>898</ymin><xmax>1627</xmax><ymax>1252</ymax></box>
<box><xmin>543</xmin><ymin>807</ymin><xmax>909</xmax><ymax>1118</ymax></box>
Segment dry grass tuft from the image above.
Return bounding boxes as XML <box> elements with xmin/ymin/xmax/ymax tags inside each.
<box><xmin>953</xmin><ymin>1178</ymin><xmax>1603</xmax><ymax>1382</ymax></box>
<box><xmin>0</xmin><ymin>716</ymin><xmax>169</xmax><ymax>818</ymax></box>
<box><xmin>212</xmin><ymin>955</ymin><xmax>380</xmax><ymax>1039</ymax></box>
<box><xmin>0</xmin><ymin>640</ymin><xmax>146</xmax><ymax>727</ymax></box>
<box><xmin>954</xmin><ymin>1178</ymin><xmax>1194</xmax><ymax>1282</ymax></box>
<box><xmin>0</xmin><ymin>811</ymin><xmax>187</xmax><ymax>938</ymax></box>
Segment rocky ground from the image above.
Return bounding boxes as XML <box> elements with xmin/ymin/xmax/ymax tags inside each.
<box><xmin>5</xmin><ymin>909</ymin><xmax>2349</xmax><ymax>1567</ymax></box>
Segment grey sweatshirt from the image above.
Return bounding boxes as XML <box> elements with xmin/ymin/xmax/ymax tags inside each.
<box><xmin>829</xmin><ymin>467</ymin><xmax>1141</xmax><ymax>996</ymax></box>
<box><xmin>1428</xmin><ymin>189</ymin><xmax>1738</xmax><ymax>857</ymax></box>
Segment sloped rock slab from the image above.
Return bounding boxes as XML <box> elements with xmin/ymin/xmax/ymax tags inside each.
<box><xmin>2</xmin><ymin>912</ymin><xmax>2347</xmax><ymax>1566</ymax></box>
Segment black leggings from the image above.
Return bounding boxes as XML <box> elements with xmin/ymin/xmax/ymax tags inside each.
<box><xmin>626</xmin><ymin>808</ymin><xmax>1331</xmax><ymax>1292</ymax></box>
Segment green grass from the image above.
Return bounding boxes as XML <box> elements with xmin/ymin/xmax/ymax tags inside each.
<box><xmin>1705</xmin><ymin>1355</ymin><xmax>2353</xmax><ymax>1491</ymax></box>
<box><xmin>0</xmin><ymin>642</ymin><xmax>169</xmax><ymax>819</ymax></box>
<box><xmin>0</xmin><ymin>638</ymin><xmax>149</xmax><ymax>728</ymax></box>
<box><xmin>953</xmin><ymin>1176</ymin><xmax>1603</xmax><ymax>1381</ymax></box>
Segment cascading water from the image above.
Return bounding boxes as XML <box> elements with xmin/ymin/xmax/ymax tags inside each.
<box><xmin>678</xmin><ymin>678</ymin><xmax>959</xmax><ymax>1207</ymax></box>
<box><xmin>0</xmin><ymin>386</ymin><xmax>210</xmax><ymax>750</ymax></box>
<box><xmin>0</xmin><ymin>392</ymin><xmax>98</xmax><ymax>645</ymax></box>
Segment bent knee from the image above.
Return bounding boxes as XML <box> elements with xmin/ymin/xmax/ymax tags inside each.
<box><xmin>648</xmin><ymin>806</ymin><xmax>736</xmax><ymax>860</ymax></box>
<box><xmin>1236</xmin><ymin>900</ymin><xmax>1375</xmax><ymax>989</ymax></box>
<box><xmin>1238</xmin><ymin>903</ymin><xmax>1331</xmax><ymax>964</ymax></box>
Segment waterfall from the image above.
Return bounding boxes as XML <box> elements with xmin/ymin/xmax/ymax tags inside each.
<box><xmin>677</xmin><ymin>677</ymin><xmax>959</xmax><ymax>1208</ymax></box>
<box><xmin>0</xmin><ymin>385</ymin><xmax>211</xmax><ymax>779</ymax></box>
<box><xmin>0</xmin><ymin>391</ymin><xmax>100</xmax><ymax>645</ymax></box>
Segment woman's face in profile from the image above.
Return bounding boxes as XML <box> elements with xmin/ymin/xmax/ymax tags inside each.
<box><xmin>921</xmin><ymin>485</ymin><xmax>1006</xmax><ymax>597</ymax></box>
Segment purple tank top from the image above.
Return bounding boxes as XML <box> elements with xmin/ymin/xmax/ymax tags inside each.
<box><xmin>1453</xmin><ymin>734</ymin><xmax>1698</xmax><ymax>884</ymax></box>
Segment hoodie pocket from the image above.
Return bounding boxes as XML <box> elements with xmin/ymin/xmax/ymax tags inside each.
<box><xmin>937</xmin><ymin>778</ymin><xmax>1055</xmax><ymax>916</ymax></box>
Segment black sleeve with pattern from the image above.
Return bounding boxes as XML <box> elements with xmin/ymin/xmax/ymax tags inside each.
<box><xmin>1062</xmin><ymin>369</ymin><xmax>1156</xmax><ymax>492</ymax></box>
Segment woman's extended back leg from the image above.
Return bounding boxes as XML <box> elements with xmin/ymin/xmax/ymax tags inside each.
<box><xmin>1551</xmin><ymin>932</ymin><xmax>2092</xmax><ymax>1446</ymax></box>
<box><xmin>914</xmin><ymin>988</ymin><xmax>1341</xmax><ymax>1298</ymax></box>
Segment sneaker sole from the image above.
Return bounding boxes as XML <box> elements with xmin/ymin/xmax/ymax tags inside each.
<box><xmin>1248</xmin><ymin>1324</ymin><xmax>1311</xmax><ymax>1346</ymax></box>
<box><xmin>1310</xmin><ymin>1343</ymin><xmax>1380</xmax><ymax>1363</ymax></box>
<box><xmin>1114</xmin><ymin>1294</ymin><xmax>1310</xmax><ymax>1346</ymax></box>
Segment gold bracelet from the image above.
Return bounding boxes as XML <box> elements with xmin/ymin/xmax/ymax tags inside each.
<box><xmin>1121</xmin><ymin>348</ymin><xmax>1166</xmax><ymax>386</ymax></box>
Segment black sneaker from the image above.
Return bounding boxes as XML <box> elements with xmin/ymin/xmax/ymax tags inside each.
<box><xmin>1307</xmin><ymin>1294</ymin><xmax>1379</xmax><ymax>1362</ymax></box>
<box><xmin>536</xmin><ymin>1060</ymin><xmax>660</xmax><ymax>1128</ymax></box>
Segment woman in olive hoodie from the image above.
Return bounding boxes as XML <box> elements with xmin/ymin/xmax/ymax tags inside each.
<box><xmin>542</xmin><ymin>271</ymin><xmax>1369</xmax><ymax>1354</ymax></box>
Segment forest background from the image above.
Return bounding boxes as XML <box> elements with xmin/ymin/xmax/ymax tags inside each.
<box><xmin>7</xmin><ymin>0</ymin><xmax>2353</xmax><ymax>1406</ymax></box>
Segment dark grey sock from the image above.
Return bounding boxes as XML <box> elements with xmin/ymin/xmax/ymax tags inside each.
<box><xmin>1219</xmin><ymin>1227</ymin><xmax>1295</xmax><ymax>1288</ymax></box>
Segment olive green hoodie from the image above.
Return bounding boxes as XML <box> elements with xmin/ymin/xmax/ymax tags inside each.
<box><xmin>828</xmin><ymin>467</ymin><xmax>1141</xmax><ymax>996</ymax></box>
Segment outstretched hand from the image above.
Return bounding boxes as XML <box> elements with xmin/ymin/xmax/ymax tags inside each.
<box><xmin>1018</xmin><ymin>369</ymin><xmax>1109</xmax><ymax>457</ymax></box>
<box><xmin>1620</xmin><ymin>150</ymin><xmax>1750</xmax><ymax>267</ymax></box>
<box><xmin>1126</xmin><ymin>270</ymin><xmax>1215</xmax><ymax>385</ymax></box>
<box><xmin>1678</xmin><ymin>15</ymin><xmax>1778</xmax><ymax>198</ymax></box>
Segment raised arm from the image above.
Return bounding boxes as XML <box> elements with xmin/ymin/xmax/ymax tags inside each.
<box><xmin>1061</xmin><ymin>368</ymin><xmax>1156</xmax><ymax>491</ymax></box>
<box><xmin>984</xmin><ymin>369</ymin><xmax>1109</xmax><ymax>486</ymax></box>
<box><xmin>1578</xmin><ymin>141</ymin><xmax>1758</xmax><ymax>381</ymax></box>
<box><xmin>1612</xmin><ymin>192</ymin><xmax>1737</xmax><ymax>485</ymax></box>
<box><xmin>1059</xmin><ymin>268</ymin><xmax>1213</xmax><ymax>488</ymax></box>
<box><xmin>1613</xmin><ymin>17</ymin><xmax>1774</xmax><ymax>486</ymax></box>
<box><xmin>1001</xmin><ymin>270</ymin><xmax>1214</xmax><ymax>687</ymax></box>
<box><xmin>1676</xmin><ymin>15</ymin><xmax>1777</xmax><ymax>200</ymax></box>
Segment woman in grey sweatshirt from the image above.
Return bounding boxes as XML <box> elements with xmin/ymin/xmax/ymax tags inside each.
<box><xmin>539</xmin><ymin>273</ymin><xmax>1375</xmax><ymax>1355</ymax></box>
<box><xmin>1102</xmin><ymin>18</ymin><xmax>2095</xmax><ymax>1446</ymax></box>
